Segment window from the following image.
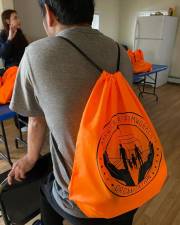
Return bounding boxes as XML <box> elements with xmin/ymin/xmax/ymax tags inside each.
<box><xmin>92</xmin><ymin>14</ymin><xmax>100</xmax><ymax>30</ymax></box>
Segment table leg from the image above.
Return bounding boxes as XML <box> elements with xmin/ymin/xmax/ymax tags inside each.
<box><xmin>154</xmin><ymin>72</ymin><xmax>158</xmax><ymax>102</ymax></box>
<box><xmin>136</xmin><ymin>73</ymin><xmax>159</xmax><ymax>102</ymax></box>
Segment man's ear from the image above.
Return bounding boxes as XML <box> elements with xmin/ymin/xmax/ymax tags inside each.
<box><xmin>44</xmin><ymin>4</ymin><xmax>57</xmax><ymax>27</ymax></box>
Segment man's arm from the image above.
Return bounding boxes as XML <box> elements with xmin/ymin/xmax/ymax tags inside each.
<box><xmin>27</xmin><ymin>116</ymin><xmax>47</xmax><ymax>162</ymax></box>
<box><xmin>8</xmin><ymin>116</ymin><xmax>47</xmax><ymax>185</ymax></box>
<box><xmin>120</xmin><ymin>46</ymin><xmax>133</xmax><ymax>85</ymax></box>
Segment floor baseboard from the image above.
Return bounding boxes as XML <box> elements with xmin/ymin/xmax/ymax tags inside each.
<box><xmin>168</xmin><ymin>77</ymin><xmax>180</xmax><ymax>84</ymax></box>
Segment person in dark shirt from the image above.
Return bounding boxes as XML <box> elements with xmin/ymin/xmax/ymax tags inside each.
<box><xmin>0</xmin><ymin>9</ymin><xmax>28</xmax><ymax>129</ymax></box>
<box><xmin>0</xmin><ymin>9</ymin><xmax>28</xmax><ymax>68</ymax></box>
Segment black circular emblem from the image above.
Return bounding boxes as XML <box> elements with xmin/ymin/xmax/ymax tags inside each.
<box><xmin>97</xmin><ymin>112</ymin><xmax>162</xmax><ymax>197</ymax></box>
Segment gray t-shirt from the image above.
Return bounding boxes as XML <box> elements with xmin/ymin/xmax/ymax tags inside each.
<box><xmin>10</xmin><ymin>26</ymin><xmax>133</xmax><ymax>218</ymax></box>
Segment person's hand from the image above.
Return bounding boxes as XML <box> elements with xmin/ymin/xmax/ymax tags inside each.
<box><xmin>7</xmin><ymin>24</ymin><xmax>17</xmax><ymax>41</ymax></box>
<box><xmin>8</xmin><ymin>154</ymin><xmax>37</xmax><ymax>185</ymax></box>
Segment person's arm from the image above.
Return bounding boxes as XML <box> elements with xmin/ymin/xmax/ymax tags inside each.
<box><xmin>8</xmin><ymin>116</ymin><xmax>47</xmax><ymax>185</ymax></box>
<box><xmin>0</xmin><ymin>26</ymin><xmax>17</xmax><ymax>59</ymax></box>
<box><xmin>8</xmin><ymin>49</ymin><xmax>46</xmax><ymax>185</ymax></box>
<box><xmin>0</xmin><ymin>37</ymin><xmax>13</xmax><ymax>59</ymax></box>
<box><xmin>27</xmin><ymin>116</ymin><xmax>47</xmax><ymax>162</ymax></box>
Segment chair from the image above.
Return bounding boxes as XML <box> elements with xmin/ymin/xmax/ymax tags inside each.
<box><xmin>0</xmin><ymin>105</ymin><xmax>28</xmax><ymax>166</ymax></box>
<box><xmin>0</xmin><ymin>153</ymin><xmax>52</xmax><ymax>225</ymax></box>
<box><xmin>0</xmin><ymin>66</ymin><xmax>27</xmax><ymax>158</ymax></box>
<box><xmin>0</xmin><ymin>105</ymin><xmax>16</xmax><ymax>166</ymax></box>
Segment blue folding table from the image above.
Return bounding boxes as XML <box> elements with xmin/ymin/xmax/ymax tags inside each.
<box><xmin>133</xmin><ymin>64</ymin><xmax>168</xmax><ymax>102</ymax></box>
<box><xmin>0</xmin><ymin>105</ymin><xmax>16</xmax><ymax>166</ymax></box>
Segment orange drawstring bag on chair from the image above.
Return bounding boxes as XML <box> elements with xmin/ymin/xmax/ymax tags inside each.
<box><xmin>134</xmin><ymin>49</ymin><xmax>144</xmax><ymax>62</ymax></box>
<box><xmin>128</xmin><ymin>49</ymin><xmax>152</xmax><ymax>74</ymax></box>
<box><xmin>0</xmin><ymin>66</ymin><xmax>18</xmax><ymax>104</ymax></box>
<box><xmin>55</xmin><ymin>37</ymin><xmax>167</xmax><ymax>219</ymax></box>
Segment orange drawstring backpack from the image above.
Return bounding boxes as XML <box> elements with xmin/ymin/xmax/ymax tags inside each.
<box><xmin>0</xmin><ymin>66</ymin><xmax>18</xmax><ymax>104</ymax></box>
<box><xmin>54</xmin><ymin>37</ymin><xmax>167</xmax><ymax>218</ymax></box>
<box><xmin>128</xmin><ymin>49</ymin><xmax>152</xmax><ymax>74</ymax></box>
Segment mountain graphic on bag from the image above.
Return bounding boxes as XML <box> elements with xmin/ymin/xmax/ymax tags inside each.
<box><xmin>57</xmin><ymin>37</ymin><xmax>167</xmax><ymax>219</ymax></box>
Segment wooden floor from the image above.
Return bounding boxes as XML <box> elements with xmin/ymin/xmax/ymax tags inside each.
<box><xmin>0</xmin><ymin>83</ymin><xmax>180</xmax><ymax>225</ymax></box>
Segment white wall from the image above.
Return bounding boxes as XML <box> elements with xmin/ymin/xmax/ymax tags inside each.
<box><xmin>118</xmin><ymin>0</ymin><xmax>180</xmax><ymax>78</ymax></box>
<box><xmin>14</xmin><ymin>0</ymin><xmax>46</xmax><ymax>41</ymax></box>
<box><xmin>0</xmin><ymin>0</ymin><xmax>14</xmax><ymax>28</ymax></box>
<box><xmin>13</xmin><ymin>0</ymin><xmax>180</xmax><ymax>77</ymax></box>
<box><xmin>95</xmin><ymin>0</ymin><xmax>121</xmax><ymax>41</ymax></box>
<box><xmin>2</xmin><ymin>0</ymin><xmax>14</xmax><ymax>10</ymax></box>
<box><xmin>0</xmin><ymin>1</ymin><xmax>4</xmax><ymax>28</ymax></box>
<box><xmin>14</xmin><ymin>0</ymin><xmax>122</xmax><ymax>41</ymax></box>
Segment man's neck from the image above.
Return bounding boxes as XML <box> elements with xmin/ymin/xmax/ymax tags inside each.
<box><xmin>55</xmin><ymin>23</ymin><xmax>91</xmax><ymax>35</ymax></box>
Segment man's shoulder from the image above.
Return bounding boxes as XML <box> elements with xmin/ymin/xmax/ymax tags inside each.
<box><xmin>25</xmin><ymin>36</ymin><xmax>68</xmax><ymax>64</ymax></box>
<box><xmin>27</xmin><ymin>36</ymin><xmax>67</xmax><ymax>54</ymax></box>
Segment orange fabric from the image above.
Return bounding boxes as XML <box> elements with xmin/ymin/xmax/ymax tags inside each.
<box><xmin>128</xmin><ymin>49</ymin><xmax>152</xmax><ymax>74</ymax></box>
<box><xmin>133</xmin><ymin>61</ymin><xmax>153</xmax><ymax>74</ymax></box>
<box><xmin>127</xmin><ymin>50</ymin><xmax>136</xmax><ymax>65</ymax></box>
<box><xmin>134</xmin><ymin>49</ymin><xmax>144</xmax><ymax>62</ymax></box>
<box><xmin>68</xmin><ymin>71</ymin><xmax>167</xmax><ymax>218</ymax></box>
<box><xmin>0</xmin><ymin>66</ymin><xmax>18</xmax><ymax>104</ymax></box>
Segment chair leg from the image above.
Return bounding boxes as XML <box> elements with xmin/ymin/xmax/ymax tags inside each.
<box><xmin>0</xmin><ymin>122</ymin><xmax>13</xmax><ymax>166</ymax></box>
<box><xmin>15</xmin><ymin>115</ymin><xmax>27</xmax><ymax>149</ymax></box>
<box><xmin>0</xmin><ymin>200</ymin><xmax>11</xmax><ymax>225</ymax></box>
<box><xmin>15</xmin><ymin>137</ymin><xmax>27</xmax><ymax>149</ymax></box>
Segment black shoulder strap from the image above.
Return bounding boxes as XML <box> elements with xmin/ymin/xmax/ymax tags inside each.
<box><xmin>59</xmin><ymin>36</ymin><xmax>121</xmax><ymax>73</ymax></box>
<box><xmin>60</xmin><ymin>36</ymin><xmax>103</xmax><ymax>73</ymax></box>
<box><xmin>51</xmin><ymin>133</ymin><xmax>71</xmax><ymax>178</ymax></box>
<box><xmin>116</xmin><ymin>43</ymin><xmax>121</xmax><ymax>71</ymax></box>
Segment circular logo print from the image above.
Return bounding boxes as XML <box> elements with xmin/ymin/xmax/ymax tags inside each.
<box><xmin>97</xmin><ymin>112</ymin><xmax>162</xmax><ymax>197</ymax></box>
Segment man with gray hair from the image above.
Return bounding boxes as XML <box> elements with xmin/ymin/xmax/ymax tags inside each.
<box><xmin>8</xmin><ymin>0</ymin><xmax>136</xmax><ymax>224</ymax></box>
